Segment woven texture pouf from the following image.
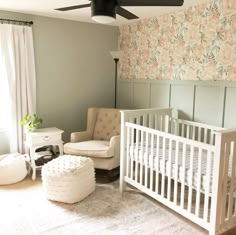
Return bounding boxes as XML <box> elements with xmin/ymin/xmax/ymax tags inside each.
<box><xmin>0</xmin><ymin>153</ymin><xmax>27</xmax><ymax>185</ymax></box>
<box><xmin>41</xmin><ymin>155</ymin><xmax>95</xmax><ymax>204</ymax></box>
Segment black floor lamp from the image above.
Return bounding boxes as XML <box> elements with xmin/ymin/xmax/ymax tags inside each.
<box><xmin>110</xmin><ymin>51</ymin><xmax>120</xmax><ymax>108</ymax></box>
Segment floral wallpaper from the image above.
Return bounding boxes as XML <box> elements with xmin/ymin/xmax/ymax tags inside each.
<box><xmin>118</xmin><ymin>0</ymin><xmax>236</xmax><ymax>80</ymax></box>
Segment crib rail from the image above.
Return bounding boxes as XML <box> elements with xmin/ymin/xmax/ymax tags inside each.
<box><xmin>170</xmin><ymin>118</ymin><xmax>223</xmax><ymax>145</ymax></box>
<box><xmin>120</xmin><ymin>108</ymin><xmax>174</xmax><ymax>192</ymax></box>
<box><xmin>121</xmin><ymin>108</ymin><xmax>174</xmax><ymax>130</ymax></box>
<box><xmin>124</xmin><ymin>121</ymin><xmax>215</xmax><ymax>230</ymax></box>
<box><xmin>211</xmin><ymin>129</ymin><xmax>236</xmax><ymax>234</ymax></box>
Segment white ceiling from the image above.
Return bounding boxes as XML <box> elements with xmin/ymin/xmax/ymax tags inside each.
<box><xmin>0</xmin><ymin>0</ymin><xmax>210</xmax><ymax>26</ymax></box>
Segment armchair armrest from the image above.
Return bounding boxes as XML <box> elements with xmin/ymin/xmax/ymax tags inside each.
<box><xmin>110</xmin><ymin>135</ymin><xmax>120</xmax><ymax>148</ymax></box>
<box><xmin>71</xmin><ymin>131</ymin><xmax>92</xmax><ymax>143</ymax></box>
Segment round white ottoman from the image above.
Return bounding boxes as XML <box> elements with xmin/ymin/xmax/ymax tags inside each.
<box><xmin>0</xmin><ymin>153</ymin><xmax>28</xmax><ymax>185</ymax></box>
<box><xmin>42</xmin><ymin>155</ymin><xmax>96</xmax><ymax>204</ymax></box>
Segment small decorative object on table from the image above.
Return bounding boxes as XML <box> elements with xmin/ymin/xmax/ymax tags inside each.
<box><xmin>20</xmin><ymin>114</ymin><xmax>43</xmax><ymax>132</ymax></box>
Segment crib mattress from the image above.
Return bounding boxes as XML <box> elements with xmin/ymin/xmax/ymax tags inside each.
<box><xmin>129</xmin><ymin>141</ymin><xmax>215</xmax><ymax>192</ymax></box>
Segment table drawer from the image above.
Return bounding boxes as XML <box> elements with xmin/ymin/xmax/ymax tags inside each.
<box><xmin>28</xmin><ymin>134</ymin><xmax>61</xmax><ymax>145</ymax></box>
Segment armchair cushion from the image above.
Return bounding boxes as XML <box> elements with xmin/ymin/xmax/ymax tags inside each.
<box><xmin>71</xmin><ymin>131</ymin><xmax>91</xmax><ymax>143</ymax></box>
<box><xmin>93</xmin><ymin>108</ymin><xmax>120</xmax><ymax>141</ymax></box>
<box><xmin>64</xmin><ymin>140</ymin><xmax>114</xmax><ymax>158</ymax></box>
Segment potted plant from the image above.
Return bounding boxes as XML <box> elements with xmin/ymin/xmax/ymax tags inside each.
<box><xmin>20</xmin><ymin>114</ymin><xmax>43</xmax><ymax>132</ymax></box>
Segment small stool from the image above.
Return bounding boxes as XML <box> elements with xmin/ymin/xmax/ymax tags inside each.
<box><xmin>41</xmin><ymin>155</ymin><xmax>95</xmax><ymax>204</ymax></box>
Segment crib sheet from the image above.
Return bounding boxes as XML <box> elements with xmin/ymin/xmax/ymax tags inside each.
<box><xmin>129</xmin><ymin>140</ymin><xmax>227</xmax><ymax>193</ymax></box>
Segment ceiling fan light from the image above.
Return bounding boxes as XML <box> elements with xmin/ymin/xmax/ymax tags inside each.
<box><xmin>91</xmin><ymin>0</ymin><xmax>116</xmax><ymax>24</ymax></box>
<box><xmin>92</xmin><ymin>15</ymin><xmax>115</xmax><ymax>24</ymax></box>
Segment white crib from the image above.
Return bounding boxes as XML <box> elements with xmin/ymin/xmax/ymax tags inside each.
<box><xmin>120</xmin><ymin>108</ymin><xmax>236</xmax><ymax>235</ymax></box>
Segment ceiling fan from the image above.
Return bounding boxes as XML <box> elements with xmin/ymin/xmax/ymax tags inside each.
<box><xmin>55</xmin><ymin>0</ymin><xmax>184</xmax><ymax>24</ymax></box>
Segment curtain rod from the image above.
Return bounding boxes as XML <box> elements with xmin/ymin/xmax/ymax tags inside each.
<box><xmin>0</xmin><ymin>18</ymin><xmax>33</xmax><ymax>26</ymax></box>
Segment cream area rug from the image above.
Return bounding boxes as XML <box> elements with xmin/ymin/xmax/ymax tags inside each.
<box><xmin>0</xmin><ymin>177</ymin><xmax>207</xmax><ymax>235</ymax></box>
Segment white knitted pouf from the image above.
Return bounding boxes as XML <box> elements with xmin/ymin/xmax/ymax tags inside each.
<box><xmin>41</xmin><ymin>155</ymin><xmax>95</xmax><ymax>204</ymax></box>
<box><xmin>0</xmin><ymin>153</ymin><xmax>28</xmax><ymax>185</ymax></box>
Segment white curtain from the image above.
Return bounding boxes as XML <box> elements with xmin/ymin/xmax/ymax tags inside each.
<box><xmin>0</xmin><ymin>24</ymin><xmax>36</xmax><ymax>153</ymax></box>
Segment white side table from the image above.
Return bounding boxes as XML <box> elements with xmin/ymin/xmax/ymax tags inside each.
<box><xmin>25</xmin><ymin>127</ymin><xmax>64</xmax><ymax>180</ymax></box>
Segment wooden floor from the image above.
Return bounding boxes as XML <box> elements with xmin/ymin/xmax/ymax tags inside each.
<box><xmin>222</xmin><ymin>227</ymin><xmax>236</xmax><ymax>235</ymax></box>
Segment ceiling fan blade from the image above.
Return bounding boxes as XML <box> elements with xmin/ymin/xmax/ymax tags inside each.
<box><xmin>55</xmin><ymin>4</ymin><xmax>91</xmax><ymax>11</ymax></box>
<box><xmin>116</xmin><ymin>6</ymin><xmax>139</xmax><ymax>20</ymax></box>
<box><xmin>119</xmin><ymin>0</ymin><xmax>184</xmax><ymax>7</ymax></box>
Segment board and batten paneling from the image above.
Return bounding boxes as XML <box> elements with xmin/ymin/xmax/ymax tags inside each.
<box><xmin>117</xmin><ymin>79</ymin><xmax>236</xmax><ymax>128</ymax></box>
<box><xmin>224</xmin><ymin>87</ymin><xmax>236</xmax><ymax>128</ymax></box>
<box><xmin>194</xmin><ymin>84</ymin><xmax>225</xmax><ymax>127</ymax></box>
<box><xmin>170</xmin><ymin>84</ymin><xmax>195</xmax><ymax>120</ymax></box>
<box><xmin>117</xmin><ymin>81</ymin><xmax>133</xmax><ymax>109</ymax></box>
<box><xmin>150</xmin><ymin>83</ymin><xmax>170</xmax><ymax>108</ymax></box>
<box><xmin>133</xmin><ymin>82</ymin><xmax>150</xmax><ymax>109</ymax></box>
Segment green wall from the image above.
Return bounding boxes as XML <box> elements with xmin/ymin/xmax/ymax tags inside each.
<box><xmin>0</xmin><ymin>10</ymin><xmax>118</xmax><ymax>152</ymax></box>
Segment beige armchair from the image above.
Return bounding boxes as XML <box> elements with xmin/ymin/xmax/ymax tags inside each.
<box><xmin>64</xmin><ymin>108</ymin><xmax>121</xmax><ymax>179</ymax></box>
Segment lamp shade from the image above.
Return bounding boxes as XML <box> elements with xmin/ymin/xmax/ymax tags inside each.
<box><xmin>110</xmin><ymin>51</ymin><xmax>120</xmax><ymax>60</ymax></box>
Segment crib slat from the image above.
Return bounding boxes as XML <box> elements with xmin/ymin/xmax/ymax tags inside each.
<box><xmin>167</xmin><ymin>139</ymin><xmax>172</xmax><ymax>200</ymax></box>
<box><xmin>126</xmin><ymin>126</ymin><xmax>131</xmax><ymax>178</ymax></box>
<box><xmin>130</xmin><ymin>127</ymin><xmax>135</xmax><ymax>180</ymax></box>
<box><xmin>228</xmin><ymin>141</ymin><xmax>236</xmax><ymax>222</ymax></box>
<box><xmin>203</xmin><ymin>150</ymin><xmax>212</xmax><ymax>222</ymax></box>
<box><xmin>198</xmin><ymin>127</ymin><xmax>201</xmax><ymax>142</ymax></box>
<box><xmin>136</xmin><ymin>116</ymin><xmax>141</xmax><ymax>182</ymax></box>
<box><xmin>187</xmin><ymin>125</ymin><xmax>190</xmax><ymax>139</ymax></box>
<box><xmin>221</xmin><ymin>141</ymin><xmax>230</xmax><ymax>224</ymax></box>
<box><xmin>160</xmin><ymin>116</ymin><xmax>163</xmax><ymax>131</ymax></box>
<box><xmin>175</xmin><ymin>119</ymin><xmax>179</xmax><ymax>136</ymax></box>
<box><xmin>140</xmin><ymin>130</ymin><xmax>144</xmax><ymax>185</ymax></box>
<box><xmin>149</xmin><ymin>113</ymin><xmax>153</xmax><ymax>128</ymax></box>
<box><xmin>150</xmin><ymin>133</ymin><xmax>154</xmax><ymax>191</ymax></box>
<box><xmin>135</xmin><ymin>128</ymin><xmax>140</xmax><ymax>182</ymax></box>
<box><xmin>161</xmin><ymin>137</ymin><xmax>166</xmax><ymax>197</ymax></box>
<box><xmin>155</xmin><ymin>114</ymin><xmax>158</xmax><ymax>130</ymax></box>
<box><xmin>174</xmin><ymin>140</ymin><xmax>179</xmax><ymax>205</ymax></box>
<box><xmin>210</xmin><ymin>131</ymin><xmax>214</xmax><ymax>145</ymax></box>
<box><xmin>187</xmin><ymin>145</ymin><xmax>194</xmax><ymax>213</ymax></box>
<box><xmin>165</xmin><ymin>115</ymin><xmax>169</xmax><ymax>133</ymax></box>
<box><xmin>181</xmin><ymin>143</ymin><xmax>187</xmax><ymax>209</ymax></box>
<box><xmin>170</xmin><ymin>116</ymin><xmax>173</xmax><ymax>133</ymax></box>
<box><xmin>155</xmin><ymin>135</ymin><xmax>160</xmax><ymax>194</ymax></box>
<box><xmin>192</xmin><ymin>126</ymin><xmax>196</xmax><ymax>141</ymax></box>
<box><xmin>145</xmin><ymin>132</ymin><xmax>149</xmax><ymax>187</ymax></box>
<box><xmin>137</xmin><ymin>116</ymin><xmax>141</xmax><ymax>125</ymax></box>
<box><xmin>143</xmin><ymin>115</ymin><xmax>146</xmax><ymax>125</ymax></box>
<box><xmin>195</xmin><ymin>148</ymin><xmax>202</xmax><ymax>217</ymax></box>
<box><xmin>204</xmin><ymin>128</ymin><xmax>208</xmax><ymax>144</ymax></box>
<box><xmin>181</xmin><ymin>123</ymin><xmax>185</xmax><ymax>137</ymax></box>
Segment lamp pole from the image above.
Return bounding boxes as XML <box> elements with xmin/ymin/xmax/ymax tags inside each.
<box><xmin>114</xmin><ymin>58</ymin><xmax>119</xmax><ymax>108</ymax></box>
<box><xmin>110</xmin><ymin>51</ymin><xmax>120</xmax><ymax>109</ymax></box>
